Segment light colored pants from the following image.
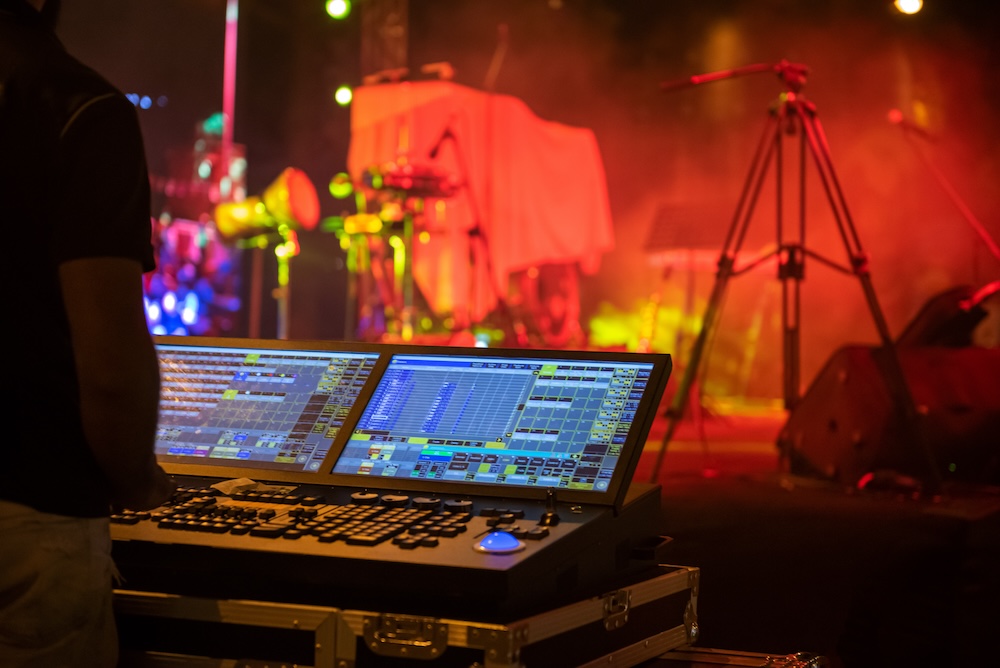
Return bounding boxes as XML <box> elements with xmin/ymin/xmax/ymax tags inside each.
<box><xmin>0</xmin><ymin>500</ymin><xmax>117</xmax><ymax>668</ymax></box>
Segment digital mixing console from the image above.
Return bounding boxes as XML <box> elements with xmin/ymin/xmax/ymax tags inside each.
<box><xmin>110</xmin><ymin>337</ymin><xmax>672</xmax><ymax>619</ymax></box>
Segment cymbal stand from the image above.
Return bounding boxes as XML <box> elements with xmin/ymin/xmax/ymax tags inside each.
<box><xmin>648</xmin><ymin>62</ymin><xmax>941</xmax><ymax>492</ymax></box>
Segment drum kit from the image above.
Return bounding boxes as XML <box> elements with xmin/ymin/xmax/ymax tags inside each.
<box><xmin>329</xmin><ymin>160</ymin><xmax>462</xmax><ymax>342</ymax></box>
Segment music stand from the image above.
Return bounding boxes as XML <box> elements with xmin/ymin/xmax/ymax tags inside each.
<box><xmin>647</xmin><ymin>61</ymin><xmax>941</xmax><ymax>492</ymax></box>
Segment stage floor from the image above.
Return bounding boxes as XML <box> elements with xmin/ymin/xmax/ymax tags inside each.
<box><xmin>635</xmin><ymin>406</ymin><xmax>1000</xmax><ymax>668</ymax></box>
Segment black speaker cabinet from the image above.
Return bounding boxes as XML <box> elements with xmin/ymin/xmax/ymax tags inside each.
<box><xmin>779</xmin><ymin>345</ymin><xmax>1000</xmax><ymax>487</ymax></box>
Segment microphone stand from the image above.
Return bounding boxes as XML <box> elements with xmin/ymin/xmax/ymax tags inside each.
<box><xmin>890</xmin><ymin>112</ymin><xmax>1000</xmax><ymax>268</ymax></box>
<box><xmin>648</xmin><ymin>61</ymin><xmax>941</xmax><ymax>495</ymax></box>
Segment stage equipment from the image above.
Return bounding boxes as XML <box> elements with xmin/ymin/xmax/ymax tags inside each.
<box><xmin>782</xmin><ymin>283</ymin><xmax>1000</xmax><ymax>486</ymax></box>
<box><xmin>110</xmin><ymin>337</ymin><xmax>673</xmax><ymax>638</ymax></box>
<box><xmin>145</xmin><ymin>217</ymin><xmax>242</xmax><ymax>337</ymax></box>
<box><xmin>213</xmin><ymin>167</ymin><xmax>320</xmax><ymax>339</ymax></box>
<box><xmin>117</xmin><ymin>565</ymin><xmax>697</xmax><ymax>666</ymax></box>
<box><xmin>426</xmin><ymin>114</ymin><xmax>525</xmax><ymax>343</ymax></box>
<box><xmin>328</xmin><ymin>160</ymin><xmax>460</xmax><ymax>341</ymax></box>
<box><xmin>347</xmin><ymin>81</ymin><xmax>614</xmax><ymax>341</ymax></box>
<box><xmin>895</xmin><ymin>283</ymin><xmax>995</xmax><ymax>348</ymax></box>
<box><xmin>214</xmin><ymin>167</ymin><xmax>319</xmax><ymax>240</ymax></box>
<box><xmin>148</xmin><ymin>125</ymin><xmax>249</xmax><ymax>337</ymax></box>
<box><xmin>649</xmin><ymin>61</ymin><xmax>939</xmax><ymax>492</ymax></box>
<box><xmin>362</xmin><ymin>160</ymin><xmax>459</xmax><ymax>199</ymax></box>
<box><xmin>778</xmin><ymin>345</ymin><xmax>1000</xmax><ymax>487</ymax></box>
<box><xmin>639</xmin><ymin>204</ymin><xmax>782</xmax><ymax>448</ymax></box>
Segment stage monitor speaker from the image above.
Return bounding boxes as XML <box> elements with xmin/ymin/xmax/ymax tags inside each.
<box><xmin>779</xmin><ymin>345</ymin><xmax>1000</xmax><ymax>487</ymax></box>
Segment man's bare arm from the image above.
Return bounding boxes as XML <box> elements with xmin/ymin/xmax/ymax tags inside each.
<box><xmin>59</xmin><ymin>257</ymin><xmax>175</xmax><ymax>510</ymax></box>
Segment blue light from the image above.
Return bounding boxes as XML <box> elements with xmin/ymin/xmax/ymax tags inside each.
<box><xmin>181</xmin><ymin>292</ymin><xmax>200</xmax><ymax>325</ymax></box>
<box><xmin>162</xmin><ymin>291</ymin><xmax>178</xmax><ymax>314</ymax></box>
<box><xmin>145</xmin><ymin>219</ymin><xmax>243</xmax><ymax>338</ymax></box>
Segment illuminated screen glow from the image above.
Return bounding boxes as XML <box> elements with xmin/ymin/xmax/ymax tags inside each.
<box><xmin>155</xmin><ymin>343</ymin><xmax>379</xmax><ymax>473</ymax></box>
<box><xmin>332</xmin><ymin>353</ymin><xmax>656</xmax><ymax>493</ymax></box>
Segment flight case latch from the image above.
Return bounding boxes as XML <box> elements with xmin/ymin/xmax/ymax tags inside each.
<box><xmin>602</xmin><ymin>589</ymin><xmax>632</xmax><ymax>630</ymax></box>
<box><xmin>363</xmin><ymin>613</ymin><xmax>448</xmax><ymax>660</ymax></box>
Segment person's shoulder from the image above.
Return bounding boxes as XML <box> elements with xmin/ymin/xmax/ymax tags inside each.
<box><xmin>50</xmin><ymin>46</ymin><xmax>123</xmax><ymax>104</ymax></box>
<box><xmin>41</xmin><ymin>44</ymin><xmax>135</xmax><ymax>135</ymax></box>
<box><xmin>2</xmin><ymin>20</ymin><xmax>124</xmax><ymax>112</ymax></box>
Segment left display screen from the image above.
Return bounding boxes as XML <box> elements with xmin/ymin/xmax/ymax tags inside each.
<box><xmin>154</xmin><ymin>344</ymin><xmax>381</xmax><ymax>473</ymax></box>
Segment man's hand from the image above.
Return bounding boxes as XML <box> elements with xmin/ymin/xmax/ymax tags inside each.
<box><xmin>112</xmin><ymin>464</ymin><xmax>176</xmax><ymax>511</ymax></box>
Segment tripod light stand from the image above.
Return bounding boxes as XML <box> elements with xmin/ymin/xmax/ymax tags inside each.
<box><xmin>648</xmin><ymin>61</ymin><xmax>940</xmax><ymax>491</ymax></box>
<box><xmin>214</xmin><ymin>167</ymin><xmax>320</xmax><ymax>339</ymax></box>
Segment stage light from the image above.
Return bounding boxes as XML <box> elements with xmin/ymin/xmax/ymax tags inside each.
<box><xmin>213</xmin><ymin>167</ymin><xmax>319</xmax><ymax>240</ymax></box>
<box><xmin>162</xmin><ymin>291</ymin><xmax>177</xmax><ymax>314</ymax></box>
<box><xmin>213</xmin><ymin>168</ymin><xmax>319</xmax><ymax>339</ymax></box>
<box><xmin>197</xmin><ymin>159</ymin><xmax>214</xmax><ymax>180</ymax></box>
<box><xmin>145</xmin><ymin>298</ymin><xmax>161</xmax><ymax>324</ymax></box>
<box><xmin>125</xmin><ymin>93</ymin><xmax>166</xmax><ymax>110</ymax></box>
<box><xmin>326</xmin><ymin>0</ymin><xmax>351</xmax><ymax>20</ymax></box>
<box><xmin>201</xmin><ymin>112</ymin><xmax>226</xmax><ymax>136</ymax></box>
<box><xmin>894</xmin><ymin>0</ymin><xmax>922</xmax><ymax>15</ymax></box>
<box><xmin>342</xmin><ymin>213</ymin><xmax>383</xmax><ymax>235</ymax></box>
<box><xmin>335</xmin><ymin>85</ymin><xmax>353</xmax><ymax>107</ymax></box>
<box><xmin>329</xmin><ymin>172</ymin><xmax>354</xmax><ymax>198</ymax></box>
<box><xmin>181</xmin><ymin>292</ymin><xmax>200</xmax><ymax>325</ymax></box>
<box><xmin>274</xmin><ymin>235</ymin><xmax>299</xmax><ymax>260</ymax></box>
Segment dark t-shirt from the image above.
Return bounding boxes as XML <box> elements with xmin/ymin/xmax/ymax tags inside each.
<box><xmin>0</xmin><ymin>2</ymin><xmax>156</xmax><ymax>517</ymax></box>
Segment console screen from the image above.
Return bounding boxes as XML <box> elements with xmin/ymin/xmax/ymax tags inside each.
<box><xmin>155</xmin><ymin>343</ymin><xmax>380</xmax><ymax>473</ymax></box>
<box><xmin>332</xmin><ymin>353</ymin><xmax>656</xmax><ymax>492</ymax></box>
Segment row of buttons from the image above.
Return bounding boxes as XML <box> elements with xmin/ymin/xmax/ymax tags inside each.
<box><xmin>112</xmin><ymin>486</ymin><xmax>550</xmax><ymax>552</ymax></box>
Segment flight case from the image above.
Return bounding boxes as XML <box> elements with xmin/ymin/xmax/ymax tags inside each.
<box><xmin>336</xmin><ymin>564</ymin><xmax>699</xmax><ymax>667</ymax></box>
<box><xmin>115</xmin><ymin>564</ymin><xmax>699</xmax><ymax>668</ymax></box>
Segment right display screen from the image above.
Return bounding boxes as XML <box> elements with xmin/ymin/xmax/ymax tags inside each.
<box><xmin>332</xmin><ymin>352</ymin><xmax>656</xmax><ymax>493</ymax></box>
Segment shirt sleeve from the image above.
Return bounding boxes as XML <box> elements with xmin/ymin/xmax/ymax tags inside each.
<box><xmin>50</xmin><ymin>92</ymin><xmax>156</xmax><ymax>272</ymax></box>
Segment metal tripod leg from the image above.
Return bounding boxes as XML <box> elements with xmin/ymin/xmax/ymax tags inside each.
<box><xmin>648</xmin><ymin>109</ymin><xmax>783</xmax><ymax>483</ymax></box>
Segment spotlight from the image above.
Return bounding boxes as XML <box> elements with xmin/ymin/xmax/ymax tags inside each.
<box><xmin>326</xmin><ymin>0</ymin><xmax>351</xmax><ymax>20</ymax></box>
<box><xmin>214</xmin><ymin>167</ymin><xmax>319</xmax><ymax>240</ymax></box>
<box><xmin>334</xmin><ymin>85</ymin><xmax>353</xmax><ymax>107</ymax></box>
<box><xmin>329</xmin><ymin>172</ymin><xmax>354</xmax><ymax>199</ymax></box>
<box><xmin>213</xmin><ymin>167</ymin><xmax>320</xmax><ymax>339</ymax></box>
<box><xmin>894</xmin><ymin>0</ymin><xmax>923</xmax><ymax>15</ymax></box>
